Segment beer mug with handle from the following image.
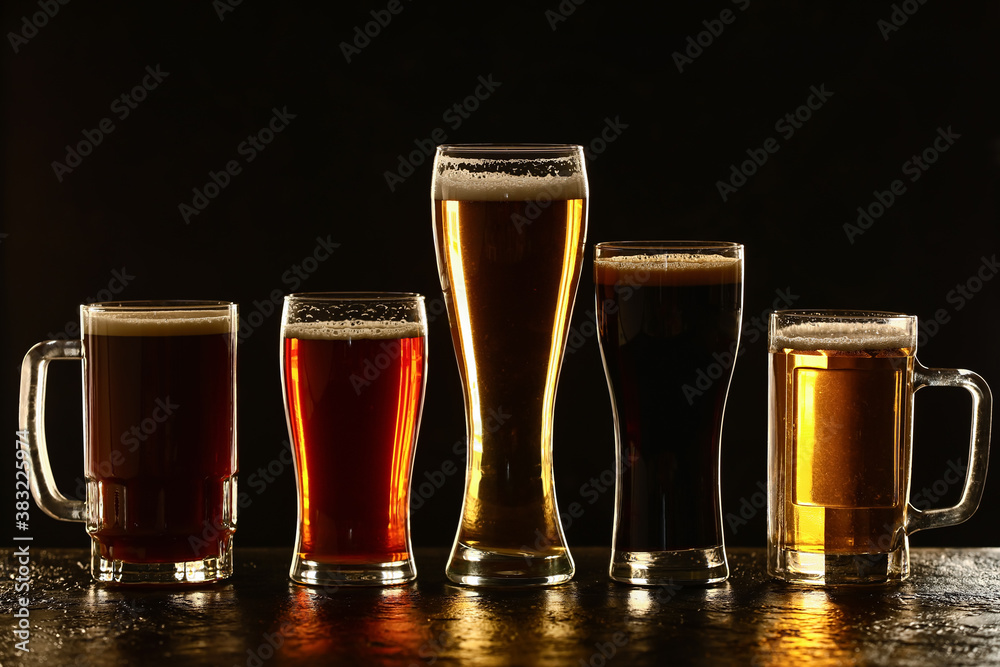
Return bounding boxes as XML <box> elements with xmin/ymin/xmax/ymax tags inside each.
<box><xmin>19</xmin><ymin>301</ymin><xmax>238</xmax><ymax>584</ymax></box>
<box><xmin>768</xmin><ymin>310</ymin><xmax>991</xmax><ymax>585</ymax></box>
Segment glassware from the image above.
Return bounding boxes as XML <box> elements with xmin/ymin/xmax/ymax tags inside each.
<box><xmin>19</xmin><ymin>300</ymin><xmax>238</xmax><ymax>584</ymax></box>
<box><xmin>768</xmin><ymin>309</ymin><xmax>991</xmax><ymax>584</ymax></box>
<box><xmin>595</xmin><ymin>241</ymin><xmax>743</xmax><ymax>585</ymax></box>
<box><xmin>432</xmin><ymin>144</ymin><xmax>588</xmax><ymax>586</ymax></box>
<box><xmin>281</xmin><ymin>292</ymin><xmax>427</xmax><ymax>586</ymax></box>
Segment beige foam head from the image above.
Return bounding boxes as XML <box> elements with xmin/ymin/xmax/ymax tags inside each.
<box><xmin>83</xmin><ymin>310</ymin><xmax>234</xmax><ymax>336</ymax></box>
<box><xmin>432</xmin><ymin>154</ymin><xmax>588</xmax><ymax>201</ymax></box>
<box><xmin>771</xmin><ymin>320</ymin><xmax>915</xmax><ymax>352</ymax></box>
<box><xmin>282</xmin><ymin>320</ymin><xmax>425</xmax><ymax>341</ymax></box>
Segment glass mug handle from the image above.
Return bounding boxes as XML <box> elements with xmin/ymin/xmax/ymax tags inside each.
<box><xmin>905</xmin><ymin>362</ymin><xmax>992</xmax><ymax>534</ymax></box>
<box><xmin>18</xmin><ymin>340</ymin><xmax>86</xmax><ymax>522</ymax></box>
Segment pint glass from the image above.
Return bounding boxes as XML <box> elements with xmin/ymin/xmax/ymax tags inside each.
<box><xmin>768</xmin><ymin>310</ymin><xmax>991</xmax><ymax>584</ymax></box>
<box><xmin>432</xmin><ymin>144</ymin><xmax>587</xmax><ymax>586</ymax></box>
<box><xmin>19</xmin><ymin>301</ymin><xmax>238</xmax><ymax>584</ymax></box>
<box><xmin>595</xmin><ymin>242</ymin><xmax>744</xmax><ymax>585</ymax></box>
<box><xmin>281</xmin><ymin>293</ymin><xmax>427</xmax><ymax>586</ymax></box>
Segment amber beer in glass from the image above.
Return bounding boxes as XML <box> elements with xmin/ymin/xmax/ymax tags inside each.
<box><xmin>768</xmin><ymin>311</ymin><xmax>991</xmax><ymax>585</ymax></box>
<box><xmin>595</xmin><ymin>242</ymin><xmax>743</xmax><ymax>585</ymax></box>
<box><xmin>281</xmin><ymin>293</ymin><xmax>427</xmax><ymax>586</ymax></box>
<box><xmin>432</xmin><ymin>144</ymin><xmax>587</xmax><ymax>586</ymax></box>
<box><xmin>19</xmin><ymin>301</ymin><xmax>238</xmax><ymax>584</ymax></box>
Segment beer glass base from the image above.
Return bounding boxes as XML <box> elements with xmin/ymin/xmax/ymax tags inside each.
<box><xmin>446</xmin><ymin>543</ymin><xmax>575</xmax><ymax>587</ymax></box>
<box><xmin>289</xmin><ymin>556</ymin><xmax>417</xmax><ymax>587</ymax></box>
<box><xmin>769</xmin><ymin>546</ymin><xmax>909</xmax><ymax>585</ymax></box>
<box><xmin>609</xmin><ymin>546</ymin><xmax>729</xmax><ymax>585</ymax></box>
<box><xmin>91</xmin><ymin>540</ymin><xmax>233</xmax><ymax>585</ymax></box>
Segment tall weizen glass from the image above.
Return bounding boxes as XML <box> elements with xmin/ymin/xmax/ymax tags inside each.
<box><xmin>595</xmin><ymin>242</ymin><xmax>743</xmax><ymax>585</ymax></box>
<box><xmin>432</xmin><ymin>144</ymin><xmax>588</xmax><ymax>586</ymax></box>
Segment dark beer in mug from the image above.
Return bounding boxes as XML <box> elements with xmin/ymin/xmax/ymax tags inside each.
<box><xmin>19</xmin><ymin>301</ymin><xmax>237</xmax><ymax>584</ymax></box>
<box><xmin>596</xmin><ymin>243</ymin><xmax>743</xmax><ymax>584</ymax></box>
<box><xmin>83</xmin><ymin>311</ymin><xmax>237</xmax><ymax>565</ymax></box>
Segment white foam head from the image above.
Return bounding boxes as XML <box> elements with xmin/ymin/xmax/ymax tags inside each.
<box><xmin>83</xmin><ymin>310</ymin><xmax>234</xmax><ymax>336</ymax></box>
<box><xmin>283</xmin><ymin>320</ymin><xmax>425</xmax><ymax>341</ymax></box>
<box><xmin>433</xmin><ymin>153</ymin><xmax>588</xmax><ymax>201</ymax></box>
<box><xmin>595</xmin><ymin>253</ymin><xmax>742</xmax><ymax>272</ymax></box>
<box><xmin>772</xmin><ymin>320</ymin><xmax>915</xmax><ymax>352</ymax></box>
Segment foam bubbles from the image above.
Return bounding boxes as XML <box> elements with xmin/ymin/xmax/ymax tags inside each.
<box><xmin>772</xmin><ymin>320</ymin><xmax>914</xmax><ymax>352</ymax></box>
<box><xmin>283</xmin><ymin>319</ymin><xmax>425</xmax><ymax>341</ymax></box>
<box><xmin>595</xmin><ymin>253</ymin><xmax>741</xmax><ymax>272</ymax></box>
<box><xmin>432</xmin><ymin>154</ymin><xmax>588</xmax><ymax>201</ymax></box>
<box><xmin>84</xmin><ymin>311</ymin><xmax>234</xmax><ymax>336</ymax></box>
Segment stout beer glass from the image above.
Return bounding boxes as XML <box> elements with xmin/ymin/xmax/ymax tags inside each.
<box><xmin>281</xmin><ymin>293</ymin><xmax>427</xmax><ymax>586</ymax></box>
<box><xmin>19</xmin><ymin>301</ymin><xmax>238</xmax><ymax>584</ymax></box>
<box><xmin>432</xmin><ymin>144</ymin><xmax>588</xmax><ymax>586</ymax></box>
<box><xmin>595</xmin><ymin>241</ymin><xmax>744</xmax><ymax>585</ymax></box>
<box><xmin>768</xmin><ymin>310</ymin><xmax>991</xmax><ymax>585</ymax></box>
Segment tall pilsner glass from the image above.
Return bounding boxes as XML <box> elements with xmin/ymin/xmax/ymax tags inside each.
<box><xmin>432</xmin><ymin>144</ymin><xmax>588</xmax><ymax>586</ymax></box>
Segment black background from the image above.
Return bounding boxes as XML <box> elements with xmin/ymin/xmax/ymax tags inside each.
<box><xmin>2</xmin><ymin>1</ymin><xmax>997</xmax><ymax>555</ymax></box>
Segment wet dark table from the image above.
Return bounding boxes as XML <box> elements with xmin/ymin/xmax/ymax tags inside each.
<box><xmin>2</xmin><ymin>547</ymin><xmax>999</xmax><ymax>666</ymax></box>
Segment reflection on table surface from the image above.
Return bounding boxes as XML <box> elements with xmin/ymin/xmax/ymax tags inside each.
<box><xmin>2</xmin><ymin>547</ymin><xmax>998</xmax><ymax>667</ymax></box>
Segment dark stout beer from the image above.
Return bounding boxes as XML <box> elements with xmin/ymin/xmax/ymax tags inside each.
<box><xmin>769</xmin><ymin>322</ymin><xmax>914</xmax><ymax>556</ymax></box>
<box><xmin>283</xmin><ymin>321</ymin><xmax>425</xmax><ymax>564</ymax></box>
<box><xmin>596</xmin><ymin>253</ymin><xmax>742</xmax><ymax>553</ymax></box>
<box><xmin>83</xmin><ymin>311</ymin><xmax>236</xmax><ymax>564</ymax></box>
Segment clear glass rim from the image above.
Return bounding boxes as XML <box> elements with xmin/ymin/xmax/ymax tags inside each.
<box><xmin>771</xmin><ymin>309</ymin><xmax>915</xmax><ymax>322</ymax></box>
<box><xmin>82</xmin><ymin>300</ymin><xmax>234</xmax><ymax>312</ymax></box>
<box><xmin>284</xmin><ymin>291</ymin><xmax>424</xmax><ymax>303</ymax></box>
<box><xmin>595</xmin><ymin>240</ymin><xmax>742</xmax><ymax>251</ymax></box>
<box><xmin>436</xmin><ymin>143</ymin><xmax>582</xmax><ymax>158</ymax></box>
